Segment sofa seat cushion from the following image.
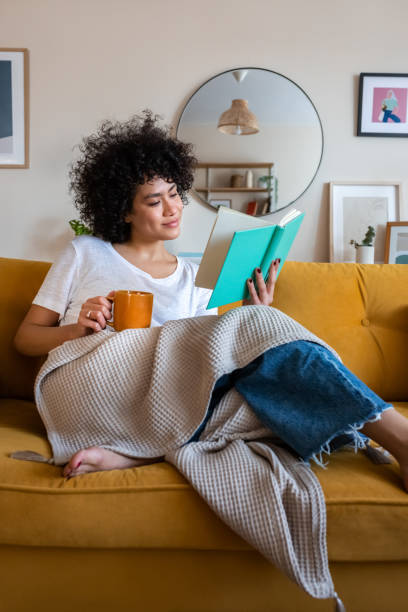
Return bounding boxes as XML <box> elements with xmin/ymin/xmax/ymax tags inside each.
<box><xmin>1</xmin><ymin>398</ymin><xmax>408</xmax><ymax>561</ymax></box>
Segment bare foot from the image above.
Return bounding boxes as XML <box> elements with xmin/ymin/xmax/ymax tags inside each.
<box><xmin>361</xmin><ymin>407</ymin><xmax>408</xmax><ymax>492</ymax></box>
<box><xmin>63</xmin><ymin>446</ymin><xmax>161</xmax><ymax>479</ymax></box>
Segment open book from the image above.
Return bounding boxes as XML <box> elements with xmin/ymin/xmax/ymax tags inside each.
<box><xmin>195</xmin><ymin>207</ymin><xmax>304</xmax><ymax>309</ymax></box>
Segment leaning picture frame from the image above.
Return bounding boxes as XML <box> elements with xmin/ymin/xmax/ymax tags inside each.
<box><xmin>357</xmin><ymin>73</ymin><xmax>408</xmax><ymax>137</ymax></box>
<box><xmin>0</xmin><ymin>48</ymin><xmax>29</xmax><ymax>168</ymax></box>
<box><xmin>384</xmin><ymin>222</ymin><xmax>408</xmax><ymax>264</ymax></box>
<box><xmin>329</xmin><ymin>182</ymin><xmax>402</xmax><ymax>263</ymax></box>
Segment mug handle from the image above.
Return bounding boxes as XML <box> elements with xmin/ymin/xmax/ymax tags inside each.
<box><xmin>105</xmin><ymin>295</ymin><xmax>115</xmax><ymax>328</ymax></box>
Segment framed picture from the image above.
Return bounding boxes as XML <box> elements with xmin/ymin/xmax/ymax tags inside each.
<box><xmin>0</xmin><ymin>48</ymin><xmax>29</xmax><ymax>168</ymax></box>
<box><xmin>384</xmin><ymin>222</ymin><xmax>408</xmax><ymax>264</ymax></box>
<box><xmin>357</xmin><ymin>73</ymin><xmax>408</xmax><ymax>137</ymax></box>
<box><xmin>210</xmin><ymin>199</ymin><xmax>231</xmax><ymax>208</ymax></box>
<box><xmin>330</xmin><ymin>182</ymin><xmax>402</xmax><ymax>263</ymax></box>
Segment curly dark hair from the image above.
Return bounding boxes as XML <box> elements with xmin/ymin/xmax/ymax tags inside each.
<box><xmin>69</xmin><ymin>110</ymin><xmax>197</xmax><ymax>243</ymax></box>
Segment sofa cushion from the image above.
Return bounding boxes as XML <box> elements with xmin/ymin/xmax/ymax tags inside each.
<box><xmin>1</xmin><ymin>398</ymin><xmax>407</xmax><ymax>561</ymax></box>
<box><xmin>0</xmin><ymin>258</ymin><xmax>50</xmax><ymax>400</ymax></box>
<box><xmin>271</xmin><ymin>262</ymin><xmax>408</xmax><ymax>401</ymax></box>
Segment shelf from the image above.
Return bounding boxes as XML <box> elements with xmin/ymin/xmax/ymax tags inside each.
<box><xmin>194</xmin><ymin>162</ymin><xmax>275</xmax><ymax>215</ymax></box>
<box><xmin>196</xmin><ymin>188</ymin><xmax>269</xmax><ymax>193</ymax></box>
<box><xmin>196</xmin><ymin>162</ymin><xmax>274</xmax><ymax>169</ymax></box>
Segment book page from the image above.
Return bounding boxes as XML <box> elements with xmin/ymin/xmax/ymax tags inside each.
<box><xmin>278</xmin><ymin>208</ymin><xmax>301</xmax><ymax>227</ymax></box>
<box><xmin>195</xmin><ymin>207</ymin><xmax>269</xmax><ymax>289</ymax></box>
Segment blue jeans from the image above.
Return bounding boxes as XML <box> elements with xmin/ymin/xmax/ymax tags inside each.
<box><xmin>383</xmin><ymin>109</ymin><xmax>401</xmax><ymax>122</ymax></box>
<box><xmin>190</xmin><ymin>341</ymin><xmax>391</xmax><ymax>463</ymax></box>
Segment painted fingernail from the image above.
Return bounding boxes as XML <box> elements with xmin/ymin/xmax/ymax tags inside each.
<box><xmin>256</xmin><ymin>268</ymin><xmax>261</xmax><ymax>273</ymax></box>
<box><xmin>248</xmin><ymin>278</ymin><xmax>253</xmax><ymax>284</ymax></box>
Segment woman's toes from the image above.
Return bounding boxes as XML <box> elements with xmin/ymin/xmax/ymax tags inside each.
<box><xmin>63</xmin><ymin>451</ymin><xmax>85</xmax><ymax>477</ymax></box>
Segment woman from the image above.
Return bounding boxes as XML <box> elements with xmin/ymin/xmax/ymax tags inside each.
<box><xmin>14</xmin><ymin>112</ymin><xmax>408</xmax><ymax>491</ymax></box>
<box><xmin>382</xmin><ymin>90</ymin><xmax>401</xmax><ymax>123</ymax></box>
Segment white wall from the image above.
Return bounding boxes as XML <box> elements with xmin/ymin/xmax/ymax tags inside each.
<box><xmin>1</xmin><ymin>0</ymin><xmax>408</xmax><ymax>262</ymax></box>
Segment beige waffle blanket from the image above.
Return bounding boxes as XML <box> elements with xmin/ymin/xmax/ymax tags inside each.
<box><xmin>34</xmin><ymin>306</ymin><xmax>341</xmax><ymax>603</ymax></box>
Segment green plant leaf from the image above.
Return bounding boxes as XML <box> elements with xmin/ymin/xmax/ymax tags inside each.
<box><xmin>69</xmin><ymin>219</ymin><xmax>92</xmax><ymax>236</ymax></box>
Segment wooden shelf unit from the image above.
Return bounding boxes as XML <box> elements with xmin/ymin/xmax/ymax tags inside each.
<box><xmin>195</xmin><ymin>162</ymin><xmax>274</xmax><ymax>195</ymax></box>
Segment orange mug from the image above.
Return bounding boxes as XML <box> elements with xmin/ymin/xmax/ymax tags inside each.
<box><xmin>106</xmin><ymin>290</ymin><xmax>153</xmax><ymax>331</ymax></box>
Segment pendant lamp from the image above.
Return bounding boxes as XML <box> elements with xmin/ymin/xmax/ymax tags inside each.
<box><xmin>217</xmin><ymin>99</ymin><xmax>259</xmax><ymax>135</ymax></box>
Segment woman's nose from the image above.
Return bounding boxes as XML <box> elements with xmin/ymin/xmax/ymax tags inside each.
<box><xmin>164</xmin><ymin>197</ymin><xmax>179</xmax><ymax>215</ymax></box>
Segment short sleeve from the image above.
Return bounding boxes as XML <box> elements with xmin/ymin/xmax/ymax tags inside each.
<box><xmin>32</xmin><ymin>242</ymin><xmax>78</xmax><ymax>319</ymax></box>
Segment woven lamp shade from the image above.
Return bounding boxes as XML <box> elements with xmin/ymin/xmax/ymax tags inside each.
<box><xmin>217</xmin><ymin>99</ymin><xmax>259</xmax><ymax>135</ymax></box>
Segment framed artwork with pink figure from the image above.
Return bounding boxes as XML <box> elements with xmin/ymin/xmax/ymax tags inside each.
<box><xmin>357</xmin><ymin>73</ymin><xmax>408</xmax><ymax>137</ymax></box>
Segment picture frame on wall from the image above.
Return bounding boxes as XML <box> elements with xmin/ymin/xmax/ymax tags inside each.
<box><xmin>384</xmin><ymin>222</ymin><xmax>408</xmax><ymax>264</ymax></box>
<box><xmin>0</xmin><ymin>48</ymin><xmax>29</xmax><ymax>168</ymax></box>
<box><xmin>329</xmin><ymin>182</ymin><xmax>402</xmax><ymax>263</ymax></box>
<box><xmin>357</xmin><ymin>73</ymin><xmax>408</xmax><ymax>137</ymax></box>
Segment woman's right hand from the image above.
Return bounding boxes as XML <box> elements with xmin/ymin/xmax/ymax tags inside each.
<box><xmin>77</xmin><ymin>292</ymin><xmax>115</xmax><ymax>334</ymax></box>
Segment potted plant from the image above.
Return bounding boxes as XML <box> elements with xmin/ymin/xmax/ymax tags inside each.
<box><xmin>350</xmin><ymin>225</ymin><xmax>375</xmax><ymax>264</ymax></box>
<box><xmin>69</xmin><ymin>219</ymin><xmax>92</xmax><ymax>236</ymax></box>
<box><xmin>258</xmin><ymin>174</ymin><xmax>274</xmax><ymax>191</ymax></box>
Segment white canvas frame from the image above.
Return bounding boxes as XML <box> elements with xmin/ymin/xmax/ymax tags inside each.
<box><xmin>330</xmin><ymin>182</ymin><xmax>402</xmax><ymax>263</ymax></box>
<box><xmin>0</xmin><ymin>48</ymin><xmax>29</xmax><ymax>168</ymax></box>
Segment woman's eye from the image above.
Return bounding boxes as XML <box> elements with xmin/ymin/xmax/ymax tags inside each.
<box><xmin>149</xmin><ymin>201</ymin><xmax>160</xmax><ymax>207</ymax></box>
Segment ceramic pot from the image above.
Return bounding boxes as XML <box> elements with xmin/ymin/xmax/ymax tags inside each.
<box><xmin>356</xmin><ymin>246</ymin><xmax>374</xmax><ymax>264</ymax></box>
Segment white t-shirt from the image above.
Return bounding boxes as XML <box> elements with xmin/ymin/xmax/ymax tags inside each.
<box><xmin>33</xmin><ymin>236</ymin><xmax>216</xmax><ymax>327</ymax></box>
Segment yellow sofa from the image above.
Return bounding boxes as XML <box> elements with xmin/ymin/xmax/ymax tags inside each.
<box><xmin>1</xmin><ymin>257</ymin><xmax>408</xmax><ymax>612</ymax></box>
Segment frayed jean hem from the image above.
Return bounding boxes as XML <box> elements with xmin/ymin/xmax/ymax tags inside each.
<box><xmin>305</xmin><ymin>404</ymin><xmax>393</xmax><ymax>468</ymax></box>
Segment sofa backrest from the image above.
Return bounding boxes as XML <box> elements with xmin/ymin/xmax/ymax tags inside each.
<box><xmin>0</xmin><ymin>257</ymin><xmax>50</xmax><ymax>400</ymax></box>
<box><xmin>271</xmin><ymin>262</ymin><xmax>408</xmax><ymax>401</ymax></box>
<box><xmin>1</xmin><ymin>258</ymin><xmax>408</xmax><ymax>402</ymax></box>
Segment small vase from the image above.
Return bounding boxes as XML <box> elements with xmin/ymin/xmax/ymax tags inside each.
<box><xmin>230</xmin><ymin>174</ymin><xmax>244</xmax><ymax>188</ymax></box>
<box><xmin>356</xmin><ymin>246</ymin><xmax>374</xmax><ymax>264</ymax></box>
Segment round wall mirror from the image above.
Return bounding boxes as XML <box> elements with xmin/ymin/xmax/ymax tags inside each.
<box><xmin>176</xmin><ymin>67</ymin><xmax>323</xmax><ymax>216</ymax></box>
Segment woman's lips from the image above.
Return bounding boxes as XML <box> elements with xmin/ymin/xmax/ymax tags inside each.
<box><xmin>163</xmin><ymin>219</ymin><xmax>179</xmax><ymax>228</ymax></box>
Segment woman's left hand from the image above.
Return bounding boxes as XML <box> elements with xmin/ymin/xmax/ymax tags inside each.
<box><xmin>244</xmin><ymin>258</ymin><xmax>280</xmax><ymax>306</ymax></box>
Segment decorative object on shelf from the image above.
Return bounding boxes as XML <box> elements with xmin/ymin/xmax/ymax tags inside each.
<box><xmin>245</xmin><ymin>200</ymin><xmax>258</xmax><ymax>216</ymax></box>
<box><xmin>258</xmin><ymin>174</ymin><xmax>277</xmax><ymax>214</ymax></box>
<box><xmin>230</xmin><ymin>174</ymin><xmax>244</xmax><ymax>188</ymax></box>
<box><xmin>69</xmin><ymin>219</ymin><xmax>92</xmax><ymax>236</ymax></box>
<box><xmin>350</xmin><ymin>226</ymin><xmax>376</xmax><ymax>264</ymax></box>
<box><xmin>357</xmin><ymin>73</ymin><xmax>408</xmax><ymax>137</ymax></box>
<box><xmin>209</xmin><ymin>199</ymin><xmax>231</xmax><ymax>209</ymax></box>
<box><xmin>0</xmin><ymin>48</ymin><xmax>29</xmax><ymax>168</ymax></box>
<box><xmin>218</xmin><ymin>99</ymin><xmax>259</xmax><ymax>135</ymax></box>
<box><xmin>330</xmin><ymin>181</ymin><xmax>402</xmax><ymax>263</ymax></box>
<box><xmin>245</xmin><ymin>169</ymin><xmax>253</xmax><ymax>188</ymax></box>
<box><xmin>384</xmin><ymin>221</ymin><xmax>408</xmax><ymax>263</ymax></box>
<box><xmin>258</xmin><ymin>200</ymin><xmax>270</xmax><ymax>216</ymax></box>
<box><xmin>258</xmin><ymin>175</ymin><xmax>273</xmax><ymax>189</ymax></box>
<box><xmin>177</xmin><ymin>67</ymin><xmax>323</xmax><ymax>215</ymax></box>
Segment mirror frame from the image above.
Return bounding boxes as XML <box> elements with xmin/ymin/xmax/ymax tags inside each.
<box><xmin>176</xmin><ymin>67</ymin><xmax>324</xmax><ymax>214</ymax></box>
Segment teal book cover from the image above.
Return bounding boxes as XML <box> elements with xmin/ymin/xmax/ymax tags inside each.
<box><xmin>206</xmin><ymin>212</ymin><xmax>304</xmax><ymax>309</ymax></box>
